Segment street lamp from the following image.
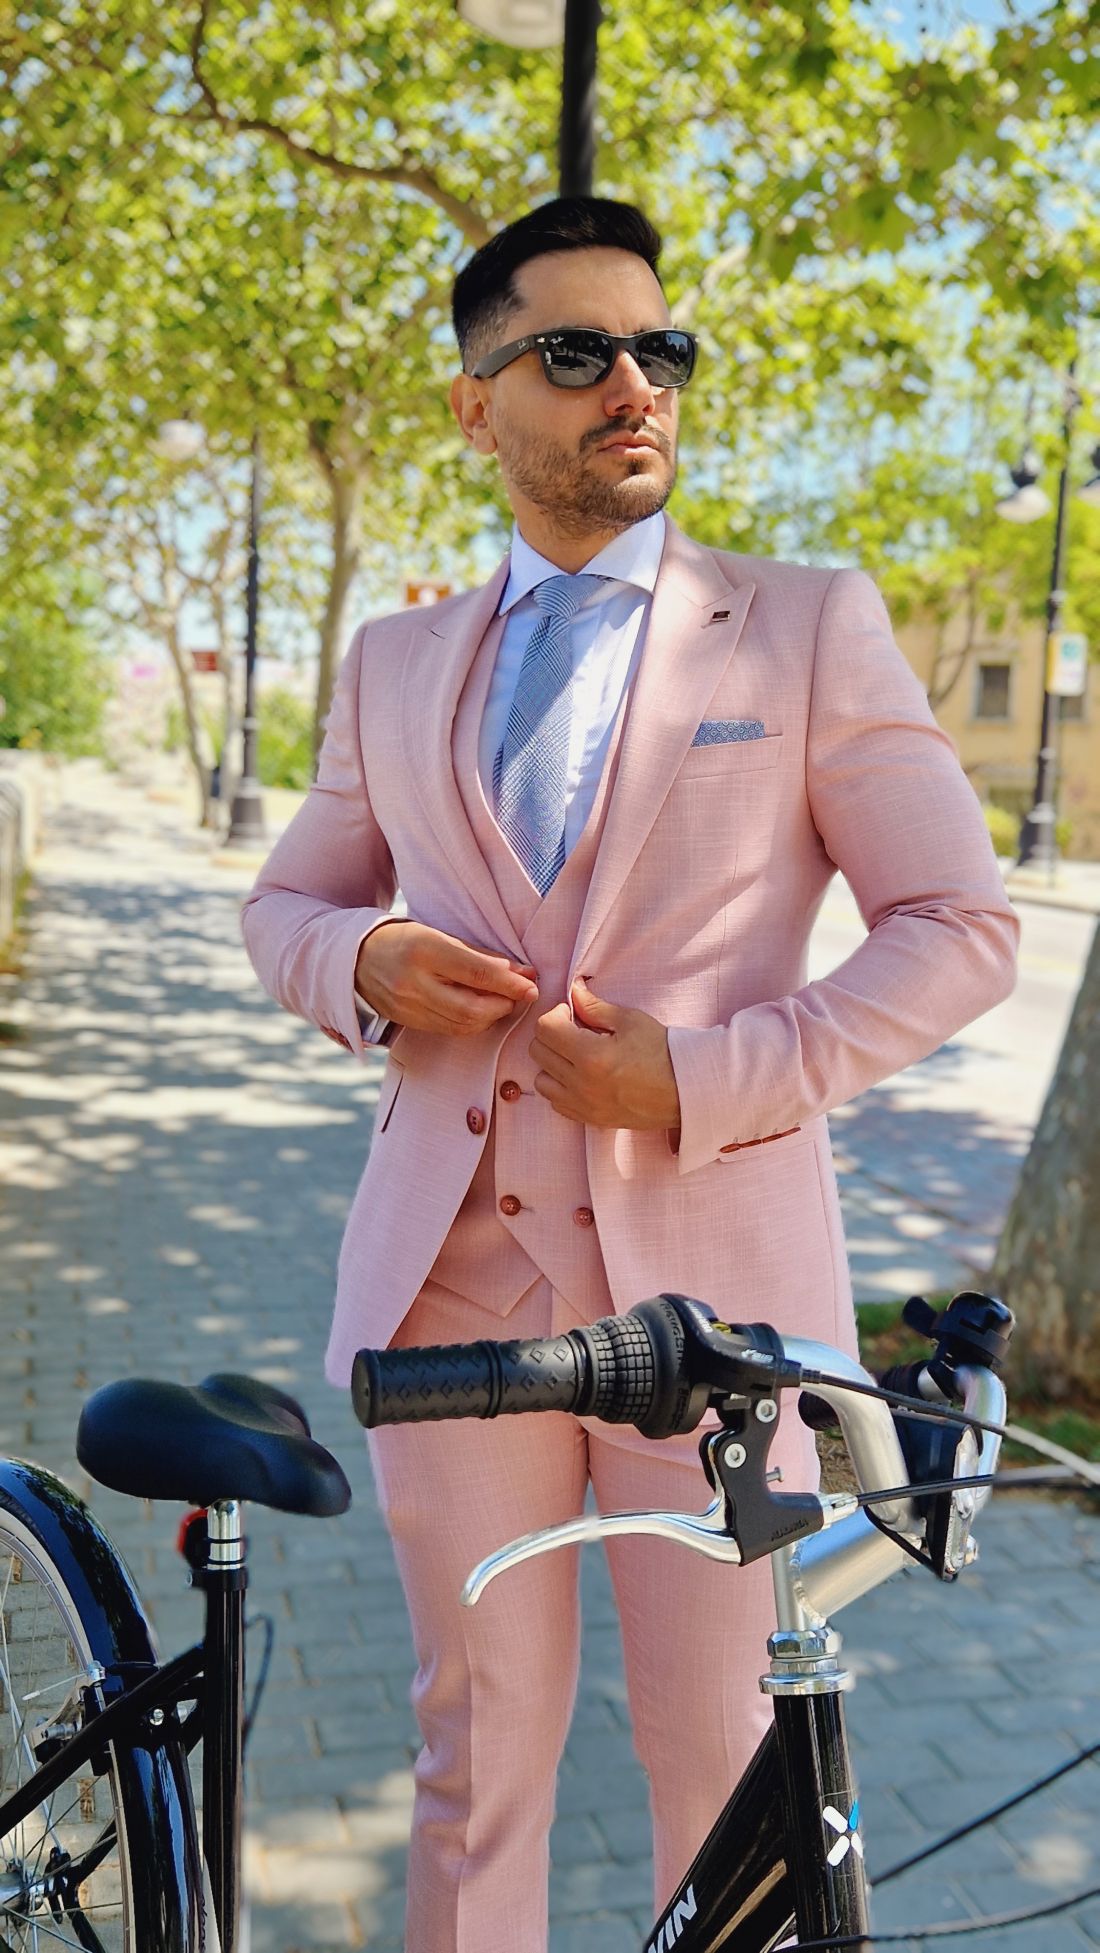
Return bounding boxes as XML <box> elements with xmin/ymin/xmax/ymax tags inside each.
<box><xmin>225</xmin><ymin>429</ymin><xmax>267</xmax><ymax>848</ymax></box>
<box><xmin>155</xmin><ymin>419</ymin><xmax>206</xmax><ymax>465</ymax></box>
<box><xmin>154</xmin><ymin>416</ymin><xmax>265</xmax><ymax>844</ymax></box>
<box><xmin>993</xmin><ymin>451</ymin><xmax>1050</xmax><ymax>523</ymax></box>
<box><xmin>994</xmin><ymin>367</ymin><xmax>1098</xmax><ymax>874</ymax></box>
<box><xmin>456</xmin><ymin>0</ymin><xmax>601</xmax><ymax>196</ymax></box>
<box><xmin>457</xmin><ymin>0</ymin><xmax>563</xmax><ymax>46</ymax></box>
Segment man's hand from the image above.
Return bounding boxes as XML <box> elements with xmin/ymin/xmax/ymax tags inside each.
<box><xmin>529</xmin><ymin>977</ymin><xmax>681</xmax><ymax>1133</ymax></box>
<box><xmin>355</xmin><ymin>921</ymin><xmax>538</xmax><ymax>1036</ymax></box>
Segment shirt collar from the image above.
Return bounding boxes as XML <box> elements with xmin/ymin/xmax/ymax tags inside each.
<box><xmin>499</xmin><ymin>510</ymin><xmax>666</xmax><ymax>615</ymax></box>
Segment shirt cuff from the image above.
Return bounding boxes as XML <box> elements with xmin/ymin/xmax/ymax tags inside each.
<box><xmin>354</xmin><ymin>992</ymin><xmax>397</xmax><ymax>1047</ymax></box>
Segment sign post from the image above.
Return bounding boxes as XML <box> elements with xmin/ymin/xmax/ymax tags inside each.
<box><xmin>1046</xmin><ymin>631</ymin><xmax>1088</xmax><ymax>698</ymax></box>
<box><xmin>406</xmin><ymin>580</ymin><xmax>453</xmax><ymax>608</ymax></box>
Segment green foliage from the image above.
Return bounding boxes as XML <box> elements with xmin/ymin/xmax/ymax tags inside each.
<box><xmin>0</xmin><ymin>0</ymin><xmax>1096</xmax><ymax>747</ymax></box>
<box><xmin>983</xmin><ymin>803</ymin><xmax>1018</xmax><ymax>857</ymax></box>
<box><xmin>0</xmin><ymin>585</ymin><xmax>111</xmax><ymax>755</ymax></box>
<box><xmin>257</xmin><ymin>686</ymin><xmax>314</xmax><ymax>790</ymax></box>
<box><xmin>983</xmin><ymin>802</ymin><xmax>1073</xmax><ymax>858</ymax></box>
<box><xmin>164</xmin><ymin>695</ymin><xmax>222</xmax><ymax>758</ymax></box>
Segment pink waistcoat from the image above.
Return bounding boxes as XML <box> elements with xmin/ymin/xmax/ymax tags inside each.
<box><xmin>427</xmin><ymin>608</ymin><xmax>629</xmax><ymax>1321</ymax></box>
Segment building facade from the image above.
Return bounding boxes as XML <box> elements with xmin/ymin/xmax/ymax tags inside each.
<box><xmin>895</xmin><ymin>610</ymin><xmax>1098</xmax><ymax>859</ymax></box>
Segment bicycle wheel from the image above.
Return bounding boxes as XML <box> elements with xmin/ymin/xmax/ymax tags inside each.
<box><xmin>0</xmin><ymin>1462</ymin><xmax>201</xmax><ymax>1952</ymax></box>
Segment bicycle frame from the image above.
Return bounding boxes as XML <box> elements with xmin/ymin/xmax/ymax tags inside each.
<box><xmin>0</xmin><ymin>1471</ymin><xmax>247</xmax><ymax>1953</ymax></box>
<box><xmin>634</xmin><ymin>1353</ymin><xmax>1005</xmax><ymax>1953</ymax></box>
<box><xmin>640</xmin><ymin>1632</ymin><xmax>868</xmax><ymax>1953</ymax></box>
<box><xmin>4</xmin><ymin>1338</ymin><xmax>1006</xmax><ymax>1953</ymax></box>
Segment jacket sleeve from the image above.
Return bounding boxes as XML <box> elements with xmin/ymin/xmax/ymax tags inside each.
<box><xmin>240</xmin><ymin>624</ymin><xmax>399</xmax><ymax>1056</ymax></box>
<box><xmin>667</xmin><ymin>567</ymin><xmax>1020</xmax><ymax>1175</ymax></box>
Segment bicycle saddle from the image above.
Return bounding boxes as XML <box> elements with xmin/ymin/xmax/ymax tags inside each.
<box><xmin>76</xmin><ymin>1373</ymin><xmax>352</xmax><ymax>1517</ymax></box>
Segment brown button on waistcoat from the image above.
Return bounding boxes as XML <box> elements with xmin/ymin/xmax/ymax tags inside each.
<box><xmin>427</xmin><ymin>603</ymin><xmax>631</xmax><ymax>1323</ymax></box>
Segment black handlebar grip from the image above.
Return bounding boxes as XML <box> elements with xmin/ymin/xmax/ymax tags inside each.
<box><xmin>351</xmin><ymin>1333</ymin><xmax>587</xmax><ymax>1429</ymax></box>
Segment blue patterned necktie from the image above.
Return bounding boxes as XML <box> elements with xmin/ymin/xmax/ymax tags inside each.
<box><xmin>493</xmin><ymin>573</ymin><xmax>604</xmax><ymax>895</ymax></box>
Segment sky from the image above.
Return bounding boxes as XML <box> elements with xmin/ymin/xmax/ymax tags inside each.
<box><xmin>863</xmin><ymin>0</ymin><xmax>1053</xmax><ymax>47</ymax></box>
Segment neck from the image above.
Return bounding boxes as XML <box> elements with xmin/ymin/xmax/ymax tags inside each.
<box><xmin>512</xmin><ymin>507</ymin><xmax>631</xmax><ymax>574</ymax></box>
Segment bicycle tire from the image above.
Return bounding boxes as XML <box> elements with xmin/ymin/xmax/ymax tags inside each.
<box><xmin>0</xmin><ymin>1459</ymin><xmax>203</xmax><ymax>1952</ymax></box>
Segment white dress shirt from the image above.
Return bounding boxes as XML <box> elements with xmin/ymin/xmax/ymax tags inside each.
<box><xmin>482</xmin><ymin>511</ymin><xmax>665</xmax><ymax>850</ymax></box>
<box><xmin>356</xmin><ymin>511</ymin><xmax>666</xmax><ymax>1041</ymax></box>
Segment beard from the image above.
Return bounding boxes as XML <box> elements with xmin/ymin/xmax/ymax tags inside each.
<box><xmin>494</xmin><ymin>413</ymin><xmax>676</xmax><ymax>540</ymax></box>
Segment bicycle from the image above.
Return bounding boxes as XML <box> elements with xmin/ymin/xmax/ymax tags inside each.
<box><xmin>0</xmin><ymin>1372</ymin><xmax>350</xmax><ymax>1952</ymax></box>
<box><xmin>349</xmin><ymin>1287</ymin><xmax>1017</xmax><ymax>1953</ymax></box>
<box><xmin>0</xmin><ymin>1289</ymin><xmax>1082</xmax><ymax>1953</ymax></box>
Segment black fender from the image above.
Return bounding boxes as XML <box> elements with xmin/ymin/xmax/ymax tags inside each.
<box><xmin>0</xmin><ymin>1457</ymin><xmax>205</xmax><ymax>1951</ymax></box>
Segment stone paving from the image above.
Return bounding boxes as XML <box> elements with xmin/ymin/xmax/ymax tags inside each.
<box><xmin>1</xmin><ymin>759</ymin><xmax>1099</xmax><ymax>1951</ymax></box>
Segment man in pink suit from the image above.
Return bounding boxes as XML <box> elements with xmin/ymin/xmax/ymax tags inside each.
<box><xmin>243</xmin><ymin>197</ymin><xmax>1018</xmax><ymax>1950</ymax></box>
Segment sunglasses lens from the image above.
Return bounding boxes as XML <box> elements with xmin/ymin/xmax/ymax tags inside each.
<box><xmin>543</xmin><ymin>330</ymin><xmax>613</xmax><ymax>387</ymax></box>
<box><xmin>635</xmin><ymin>331</ymin><xmax>696</xmax><ymax>386</ymax></box>
<box><xmin>540</xmin><ymin>329</ymin><xmax>697</xmax><ymax>388</ymax></box>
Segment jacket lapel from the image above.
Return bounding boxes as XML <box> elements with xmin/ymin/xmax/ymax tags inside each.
<box><xmin>399</xmin><ymin>558</ymin><xmax>528</xmax><ymax>960</ymax></box>
<box><xmin>572</xmin><ymin>520</ymin><xmax>756</xmax><ymax>975</ymax></box>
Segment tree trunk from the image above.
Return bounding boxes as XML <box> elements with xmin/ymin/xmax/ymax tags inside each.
<box><xmin>312</xmin><ymin>462</ymin><xmax>364</xmax><ymax>761</ymax></box>
<box><xmin>990</xmin><ymin>918</ymin><xmax>1100</xmax><ymax>1404</ymax></box>
<box><xmin>166</xmin><ymin>628</ymin><xmax>214</xmax><ymax>828</ymax></box>
<box><xmin>217</xmin><ymin>651</ymin><xmax>242</xmax><ymax>812</ymax></box>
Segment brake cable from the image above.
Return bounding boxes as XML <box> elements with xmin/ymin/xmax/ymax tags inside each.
<box><xmin>792</xmin><ymin>1874</ymin><xmax>1100</xmax><ymax>1945</ymax></box>
<box><xmin>800</xmin><ymin>1367</ymin><xmax>1010</xmax><ymax>1441</ymax></box>
<box><xmin>873</xmin><ymin>1735</ymin><xmax>1100</xmax><ymax>1886</ymax></box>
<box><xmin>789</xmin><ymin>1363</ymin><xmax>1100</xmax><ymax>1932</ymax></box>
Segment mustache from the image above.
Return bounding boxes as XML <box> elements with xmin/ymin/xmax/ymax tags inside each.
<box><xmin>581</xmin><ymin>421</ymin><xmax>672</xmax><ymax>456</ymax></box>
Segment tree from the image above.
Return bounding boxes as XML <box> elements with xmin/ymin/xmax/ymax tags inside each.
<box><xmin>2</xmin><ymin>0</ymin><xmax>1095</xmax><ymax>745</ymax></box>
<box><xmin>991</xmin><ymin>922</ymin><xmax>1100</xmax><ymax>1406</ymax></box>
<box><xmin>755</xmin><ymin>301</ymin><xmax>1100</xmax><ymax>709</ymax></box>
<box><xmin>0</xmin><ymin>572</ymin><xmax>111</xmax><ymax>755</ymax></box>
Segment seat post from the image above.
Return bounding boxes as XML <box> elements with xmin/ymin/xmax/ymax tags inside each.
<box><xmin>203</xmin><ymin>1498</ymin><xmax>247</xmax><ymax>1953</ymax></box>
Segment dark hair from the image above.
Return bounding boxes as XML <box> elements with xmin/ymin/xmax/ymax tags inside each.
<box><xmin>452</xmin><ymin>196</ymin><xmax>664</xmax><ymax>373</ymax></box>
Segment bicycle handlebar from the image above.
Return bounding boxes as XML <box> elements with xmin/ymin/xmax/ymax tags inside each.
<box><xmin>352</xmin><ymin>1291</ymin><xmax>1012</xmax><ymax>1583</ymax></box>
<box><xmin>355</xmin><ymin>1296</ymin><xmax>802</xmax><ymax>1443</ymax></box>
<box><xmin>352</xmin><ymin>1331</ymin><xmax>589</xmax><ymax>1427</ymax></box>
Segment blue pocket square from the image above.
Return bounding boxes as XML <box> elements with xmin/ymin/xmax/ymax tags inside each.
<box><xmin>691</xmin><ymin>718</ymin><xmax>766</xmax><ymax>746</ymax></box>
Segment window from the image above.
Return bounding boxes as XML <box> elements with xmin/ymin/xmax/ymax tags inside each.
<box><xmin>975</xmin><ymin>663</ymin><xmax>1011</xmax><ymax>720</ymax></box>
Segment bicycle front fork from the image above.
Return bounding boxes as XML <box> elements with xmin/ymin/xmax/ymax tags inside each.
<box><xmin>764</xmin><ymin>1626</ymin><xmax>870</xmax><ymax>1953</ymax></box>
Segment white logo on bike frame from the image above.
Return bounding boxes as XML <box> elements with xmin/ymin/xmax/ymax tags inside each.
<box><xmin>645</xmin><ymin>1882</ymin><xmax>697</xmax><ymax>1950</ymax></box>
<box><xmin>822</xmin><ymin>1800</ymin><xmax>864</xmax><ymax>1866</ymax></box>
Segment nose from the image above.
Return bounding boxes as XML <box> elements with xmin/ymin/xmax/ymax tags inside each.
<box><xmin>602</xmin><ymin>347</ymin><xmax>658</xmax><ymax>418</ymax></box>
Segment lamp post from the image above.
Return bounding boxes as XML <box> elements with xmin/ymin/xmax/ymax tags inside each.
<box><xmin>457</xmin><ymin>0</ymin><xmax>601</xmax><ymax>195</ymax></box>
<box><xmin>558</xmin><ymin>0</ymin><xmax>600</xmax><ymax>196</ymax></box>
<box><xmin>995</xmin><ymin>367</ymin><xmax>1100</xmax><ymax>874</ymax></box>
<box><xmin>155</xmin><ymin>419</ymin><xmax>205</xmax><ymax>466</ymax></box>
<box><xmin>225</xmin><ymin>430</ymin><xmax>267</xmax><ymax>848</ymax></box>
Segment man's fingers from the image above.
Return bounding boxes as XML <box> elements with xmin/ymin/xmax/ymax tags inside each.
<box><xmin>532</xmin><ymin>1071</ymin><xmax>585</xmax><ymax>1120</ymax></box>
<box><xmin>527</xmin><ymin>1037</ymin><xmax>574</xmax><ymax>1085</ymax></box>
<box><xmin>437</xmin><ymin>937</ymin><xmax>539</xmax><ymax>1000</ymax></box>
<box><xmin>422</xmin><ymin>977</ymin><xmax>517</xmax><ymax>1032</ymax></box>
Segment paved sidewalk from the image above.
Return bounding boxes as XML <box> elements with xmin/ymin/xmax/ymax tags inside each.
<box><xmin>1</xmin><ymin>761</ymin><xmax>1099</xmax><ymax>1952</ymax></box>
<box><xmin>1001</xmin><ymin>858</ymin><xmax>1100</xmax><ymax>917</ymax></box>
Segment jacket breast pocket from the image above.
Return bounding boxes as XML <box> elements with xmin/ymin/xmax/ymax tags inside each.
<box><xmin>677</xmin><ymin>733</ymin><xmax>784</xmax><ymax>782</ymax></box>
<box><xmin>372</xmin><ymin>1060</ymin><xmax>404</xmax><ymax>1137</ymax></box>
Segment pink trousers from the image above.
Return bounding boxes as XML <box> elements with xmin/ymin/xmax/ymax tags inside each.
<box><xmin>367</xmin><ymin>1278</ymin><xmax>817</xmax><ymax>1953</ymax></box>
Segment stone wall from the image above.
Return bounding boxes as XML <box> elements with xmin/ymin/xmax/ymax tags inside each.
<box><xmin>0</xmin><ymin>754</ymin><xmax>45</xmax><ymax>944</ymax></box>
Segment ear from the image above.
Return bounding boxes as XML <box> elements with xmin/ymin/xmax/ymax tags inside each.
<box><xmin>450</xmin><ymin>372</ymin><xmax>498</xmax><ymax>456</ymax></box>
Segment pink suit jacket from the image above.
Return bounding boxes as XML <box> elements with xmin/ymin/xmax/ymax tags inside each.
<box><xmin>241</xmin><ymin>520</ymin><xmax>1019</xmax><ymax>1384</ymax></box>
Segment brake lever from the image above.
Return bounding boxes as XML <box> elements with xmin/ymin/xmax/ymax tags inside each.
<box><xmin>460</xmin><ymin>1488</ymin><xmax>861</xmax><ymax>1607</ymax></box>
<box><xmin>461</xmin><ymin>1497</ymin><xmax>739</xmax><ymax>1606</ymax></box>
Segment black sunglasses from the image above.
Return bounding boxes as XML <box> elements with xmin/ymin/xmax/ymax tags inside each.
<box><xmin>471</xmin><ymin>326</ymin><xmax>698</xmax><ymax>390</ymax></box>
